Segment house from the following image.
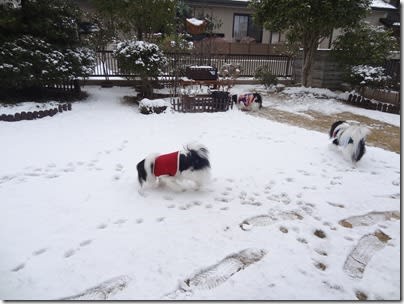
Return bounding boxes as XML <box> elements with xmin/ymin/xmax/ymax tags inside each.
<box><xmin>186</xmin><ymin>0</ymin><xmax>399</xmax><ymax>54</ymax></box>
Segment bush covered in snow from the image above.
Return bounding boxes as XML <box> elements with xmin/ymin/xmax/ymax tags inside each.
<box><xmin>0</xmin><ymin>35</ymin><xmax>95</xmax><ymax>89</ymax></box>
<box><xmin>138</xmin><ymin>98</ymin><xmax>169</xmax><ymax>114</ymax></box>
<box><xmin>332</xmin><ymin>21</ymin><xmax>398</xmax><ymax>90</ymax></box>
<box><xmin>254</xmin><ymin>66</ymin><xmax>278</xmax><ymax>89</ymax></box>
<box><xmin>113</xmin><ymin>40</ymin><xmax>168</xmax><ymax>97</ymax></box>
<box><xmin>219</xmin><ymin>63</ymin><xmax>242</xmax><ymax>80</ymax></box>
<box><xmin>113</xmin><ymin>40</ymin><xmax>167</xmax><ymax>77</ymax></box>
<box><xmin>349</xmin><ymin>65</ymin><xmax>391</xmax><ymax>89</ymax></box>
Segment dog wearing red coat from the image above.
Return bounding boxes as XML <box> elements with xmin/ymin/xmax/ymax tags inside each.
<box><xmin>136</xmin><ymin>143</ymin><xmax>211</xmax><ymax>192</ymax></box>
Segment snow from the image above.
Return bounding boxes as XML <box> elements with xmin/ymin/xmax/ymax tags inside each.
<box><xmin>139</xmin><ymin>98</ymin><xmax>169</xmax><ymax>108</ymax></box>
<box><xmin>0</xmin><ymin>85</ymin><xmax>400</xmax><ymax>300</ymax></box>
<box><xmin>371</xmin><ymin>0</ymin><xmax>397</xmax><ymax>9</ymax></box>
<box><xmin>216</xmin><ymin>0</ymin><xmax>397</xmax><ymax>10</ymax></box>
<box><xmin>186</xmin><ymin>18</ymin><xmax>205</xmax><ymax>26</ymax></box>
<box><xmin>259</xmin><ymin>85</ymin><xmax>400</xmax><ymax>127</ymax></box>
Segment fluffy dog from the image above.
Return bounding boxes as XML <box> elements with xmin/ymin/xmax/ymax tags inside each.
<box><xmin>232</xmin><ymin>93</ymin><xmax>262</xmax><ymax>111</ymax></box>
<box><xmin>136</xmin><ymin>143</ymin><xmax>211</xmax><ymax>191</ymax></box>
<box><xmin>329</xmin><ymin>120</ymin><xmax>371</xmax><ymax>163</ymax></box>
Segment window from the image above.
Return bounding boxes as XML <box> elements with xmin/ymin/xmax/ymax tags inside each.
<box><xmin>233</xmin><ymin>14</ymin><xmax>262</xmax><ymax>43</ymax></box>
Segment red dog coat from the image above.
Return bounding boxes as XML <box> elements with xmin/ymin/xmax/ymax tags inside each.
<box><xmin>154</xmin><ymin>151</ymin><xmax>180</xmax><ymax>177</ymax></box>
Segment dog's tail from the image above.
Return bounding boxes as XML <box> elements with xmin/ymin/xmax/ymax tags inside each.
<box><xmin>343</xmin><ymin>125</ymin><xmax>371</xmax><ymax>162</ymax></box>
<box><xmin>354</xmin><ymin>138</ymin><xmax>366</xmax><ymax>162</ymax></box>
<box><xmin>184</xmin><ymin>142</ymin><xmax>209</xmax><ymax>159</ymax></box>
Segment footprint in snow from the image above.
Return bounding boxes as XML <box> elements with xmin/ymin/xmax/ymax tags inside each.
<box><xmin>339</xmin><ymin>210</ymin><xmax>400</xmax><ymax>228</ymax></box>
<box><xmin>79</xmin><ymin>240</ymin><xmax>92</xmax><ymax>247</ymax></box>
<box><xmin>176</xmin><ymin>248</ymin><xmax>267</xmax><ymax>292</ymax></box>
<box><xmin>33</xmin><ymin>248</ymin><xmax>47</xmax><ymax>256</ymax></box>
<box><xmin>60</xmin><ymin>275</ymin><xmax>131</xmax><ymax>300</ymax></box>
<box><xmin>64</xmin><ymin>249</ymin><xmax>76</xmax><ymax>258</ymax></box>
<box><xmin>97</xmin><ymin>223</ymin><xmax>108</xmax><ymax>229</ymax></box>
<box><xmin>113</xmin><ymin>219</ymin><xmax>127</xmax><ymax>225</ymax></box>
<box><xmin>343</xmin><ymin>230</ymin><xmax>391</xmax><ymax>279</ymax></box>
<box><xmin>11</xmin><ymin>263</ymin><xmax>25</xmax><ymax>272</ymax></box>
<box><xmin>240</xmin><ymin>211</ymin><xmax>303</xmax><ymax>231</ymax></box>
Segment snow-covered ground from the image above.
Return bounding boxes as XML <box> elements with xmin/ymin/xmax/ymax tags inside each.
<box><xmin>0</xmin><ymin>85</ymin><xmax>400</xmax><ymax>300</ymax></box>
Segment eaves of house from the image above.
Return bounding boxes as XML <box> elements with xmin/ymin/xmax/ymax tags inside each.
<box><xmin>187</xmin><ymin>0</ymin><xmax>249</xmax><ymax>8</ymax></box>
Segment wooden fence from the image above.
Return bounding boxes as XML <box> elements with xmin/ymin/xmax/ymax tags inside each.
<box><xmin>44</xmin><ymin>79</ymin><xmax>81</xmax><ymax>93</ymax></box>
<box><xmin>92</xmin><ymin>51</ymin><xmax>294</xmax><ymax>78</ymax></box>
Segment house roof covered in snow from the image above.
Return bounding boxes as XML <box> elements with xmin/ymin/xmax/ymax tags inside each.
<box><xmin>187</xmin><ymin>0</ymin><xmax>397</xmax><ymax>10</ymax></box>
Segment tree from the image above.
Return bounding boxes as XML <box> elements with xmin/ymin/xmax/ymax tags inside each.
<box><xmin>249</xmin><ymin>0</ymin><xmax>371</xmax><ymax>87</ymax></box>
<box><xmin>92</xmin><ymin>0</ymin><xmax>177</xmax><ymax>41</ymax></box>
<box><xmin>20</xmin><ymin>0</ymin><xmax>81</xmax><ymax>47</ymax></box>
<box><xmin>332</xmin><ymin>21</ymin><xmax>398</xmax><ymax>67</ymax></box>
<box><xmin>331</xmin><ymin>21</ymin><xmax>398</xmax><ymax>90</ymax></box>
<box><xmin>0</xmin><ymin>0</ymin><xmax>95</xmax><ymax>95</ymax></box>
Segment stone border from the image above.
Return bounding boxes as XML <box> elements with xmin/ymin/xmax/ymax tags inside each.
<box><xmin>343</xmin><ymin>94</ymin><xmax>400</xmax><ymax>114</ymax></box>
<box><xmin>0</xmin><ymin>103</ymin><xmax>72</xmax><ymax>122</ymax></box>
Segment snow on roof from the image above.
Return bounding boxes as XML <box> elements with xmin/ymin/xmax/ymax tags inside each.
<box><xmin>192</xmin><ymin>0</ymin><xmax>397</xmax><ymax>10</ymax></box>
<box><xmin>186</xmin><ymin>18</ymin><xmax>205</xmax><ymax>26</ymax></box>
<box><xmin>371</xmin><ymin>0</ymin><xmax>397</xmax><ymax>9</ymax></box>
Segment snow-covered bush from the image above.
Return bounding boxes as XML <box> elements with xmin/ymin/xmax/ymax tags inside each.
<box><xmin>139</xmin><ymin>98</ymin><xmax>169</xmax><ymax>114</ymax></box>
<box><xmin>219</xmin><ymin>63</ymin><xmax>242</xmax><ymax>79</ymax></box>
<box><xmin>349</xmin><ymin>65</ymin><xmax>391</xmax><ymax>89</ymax></box>
<box><xmin>113</xmin><ymin>40</ymin><xmax>167</xmax><ymax>78</ymax></box>
<box><xmin>63</xmin><ymin>47</ymin><xmax>97</xmax><ymax>78</ymax></box>
<box><xmin>254</xmin><ymin>66</ymin><xmax>278</xmax><ymax>89</ymax></box>
<box><xmin>0</xmin><ymin>35</ymin><xmax>95</xmax><ymax>89</ymax></box>
<box><xmin>165</xmin><ymin>35</ymin><xmax>194</xmax><ymax>52</ymax></box>
<box><xmin>113</xmin><ymin>40</ymin><xmax>168</xmax><ymax>97</ymax></box>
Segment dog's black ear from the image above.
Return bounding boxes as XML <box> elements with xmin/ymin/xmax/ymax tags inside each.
<box><xmin>232</xmin><ymin>94</ymin><xmax>238</xmax><ymax>104</ymax></box>
<box><xmin>253</xmin><ymin>93</ymin><xmax>263</xmax><ymax>108</ymax></box>
<box><xmin>136</xmin><ymin>159</ymin><xmax>147</xmax><ymax>185</ymax></box>
<box><xmin>329</xmin><ymin>120</ymin><xmax>345</xmax><ymax>138</ymax></box>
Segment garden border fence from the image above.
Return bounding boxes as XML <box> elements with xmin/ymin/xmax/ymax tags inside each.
<box><xmin>92</xmin><ymin>51</ymin><xmax>294</xmax><ymax>78</ymax></box>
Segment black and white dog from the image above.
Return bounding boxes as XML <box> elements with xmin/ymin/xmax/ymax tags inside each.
<box><xmin>136</xmin><ymin>143</ymin><xmax>211</xmax><ymax>191</ymax></box>
<box><xmin>329</xmin><ymin>120</ymin><xmax>371</xmax><ymax>163</ymax></box>
<box><xmin>232</xmin><ymin>93</ymin><xmax>262</xmax><ymax>111</ymax></box>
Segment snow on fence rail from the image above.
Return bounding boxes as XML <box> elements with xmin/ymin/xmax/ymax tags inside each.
<box><xmin>92</xmin><ymin>51</ymin><xmax>293</xmax><ymax>78</ymax></box>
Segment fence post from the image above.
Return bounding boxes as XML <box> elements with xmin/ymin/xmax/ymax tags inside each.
<box><xmin>286</xmin><ymin>57</ymin><xmax>291</xmax><ymax>77</ymax></box>
<box><xmin>73</xmin><ymin>79</ymin><xmax>81</xmax><ymax>93</ymax></box>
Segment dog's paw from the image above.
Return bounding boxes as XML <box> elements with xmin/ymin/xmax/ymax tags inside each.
<box><xmin>138</xmin><ymin>188</ymin><xmax>148</xmax><ymax>197</ymax></box>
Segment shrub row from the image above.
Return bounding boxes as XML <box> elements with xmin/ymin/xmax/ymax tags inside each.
<box><xmin>345</xmin><ymin>94</ymin><xmax>399</xmax><ymax>114</ymax></box>
<box><xmin>0</xmin><ymin>103</ymin><xmax>72</xmax><ymax>122</ymax></box>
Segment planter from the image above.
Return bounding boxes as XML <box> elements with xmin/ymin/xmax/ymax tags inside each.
<box><xmin>186</xmin><ymin>18</ymin><xmax>207</xmax><ymax>35</ymax></box>
<box><xmin>185</xmin><ymin>66</ymin><xmax>218</xmax><ymax>80</ymax></box>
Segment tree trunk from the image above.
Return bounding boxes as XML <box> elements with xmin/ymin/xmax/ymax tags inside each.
<box><xmin>302</xmin><ymin>35</ymin><xmax>319</xmax><ymax>87</ymax></box>
<box><xmin>140</xmin><ymin>76</ymin><xmax>153</xmax><ymax>98</ymax></box>
<box><xmin>137</xmin><ymin>31</ymin><xmax>143</xmax><ymax>41</ymax></box>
